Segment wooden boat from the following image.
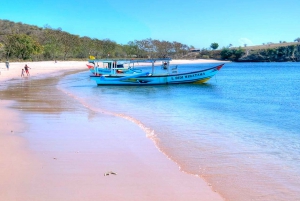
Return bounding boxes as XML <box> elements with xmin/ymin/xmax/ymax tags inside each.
<box><xmin>88</xmin><ymin>58</ymin><xmax>224</xmax><ymax>86</ymax></box>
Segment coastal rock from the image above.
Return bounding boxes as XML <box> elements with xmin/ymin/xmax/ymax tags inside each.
<box><xmin>104</xmin><ymin>171</ymin><xmax>117</xmax><ymax>176</ymax></box>
<box><xmin>238</xmin><ymin>53</ymin><xmax>268</xmax><ymax>62</ymax></box>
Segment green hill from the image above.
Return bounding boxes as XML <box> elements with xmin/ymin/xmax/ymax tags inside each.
<box><xmin>0</xmin><ymin>19</ymin><xmax>193</xmax><ymax>61</ymax></box>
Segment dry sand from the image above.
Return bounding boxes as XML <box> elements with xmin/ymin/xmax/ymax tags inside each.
<box><xmin>0</xmin><ymin>61</ymin><xmax>87</xmax><ymax>82</ymax></box>
<box><xmin>0</xmin><ymin>59</ymin><xmax>225</xmax><ymax>201</ymax></box>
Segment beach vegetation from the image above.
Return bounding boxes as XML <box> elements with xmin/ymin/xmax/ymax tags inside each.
<box><xmin>202</xmin><ymin>55</ymin><xmax>210</xmax><ymax>59</ymax></box>
<box><xmin>101</xmin><ymin>39</ymin><xmax>117</xmax><ymax>58</ymax></box>
<box><xmin>0</xmin><ymin>20</ymin><xmax>193</xmax><ymax>61</ymax></box>
<box><xmin>93</xmin><ymin>39</ymin><xmax>104</xmax><ymax>59</ymax></box>
<box><xmin>60</xmin><ymin>32</ymin><xmax>80</xmax><ymax>60</ymax></box>
<box><xmin>210</xmin><ymin>42</ymin><xmax>219</xmax><ymax>50</ymax></box>
<box><xmin>294</xmin><ymin>37</ymin><xmax>300</xmax><ymax>42</ymax></box>
<box><xmin>220</xmin><ymin>48</ymin><xmax>232</xmax><ymax>60</ymax></box>
<box><xmin>231</xmin><ymin>47</ymin><xmax>244</xmax><ymax>61</ymax></box>
<box><xmin>72</xmin><ymin>36</ymin><xmax>91</xmax><ymax>59</ymax></box>
<box><xmin>3</xmin><ymin>33</ymin><xmax>43</xmax><ymax>60</ymax></box>
<box><xmin>122</xmin><ymin>42</ymin><xmax>139</xmax><ymax>58</ymax></box>
<box><xmin>220</xmin><ymin>47</ymin><xmax>244</xmax><ymax>61</ymax></box>
<box><xmin>43</xmin><ymin>27</ymin><xmax>64</xmax><ymax>60</ymax></box>
<box><xmin>1</xmin><ymin>19</ymin><xmax>300</xmax><ymax>62</ymax></box>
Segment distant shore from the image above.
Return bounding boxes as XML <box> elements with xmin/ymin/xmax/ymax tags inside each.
<box><xmin>0</xmin><ymin>59</ymin><xmax>225</xmax><ymax>201</ymax></box>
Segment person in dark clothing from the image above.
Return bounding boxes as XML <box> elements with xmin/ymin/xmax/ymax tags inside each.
<box><xmin>5</xmin><ymin>60</ymin><xmax>9</xmax><ymax>70</ymax></box>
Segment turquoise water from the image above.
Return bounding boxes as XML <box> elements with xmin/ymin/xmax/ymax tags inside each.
<box><xmin>59</xmin><ymin>62</ymin><xmax>300</xmax><ymax>201</ymax></box>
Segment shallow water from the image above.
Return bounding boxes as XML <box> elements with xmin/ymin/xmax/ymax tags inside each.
<box><xmin>59</xmin><ymin>62</ymin><xmax>300</xmax><ymax>201</ymax></box>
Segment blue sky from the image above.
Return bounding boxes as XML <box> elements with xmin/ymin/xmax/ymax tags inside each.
<box><xmin>1</xmin><ymin>0</ymin><xmax>300</xmax><ymax>49</ymax></box>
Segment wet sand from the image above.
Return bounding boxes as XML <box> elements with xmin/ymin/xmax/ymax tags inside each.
<box><xmin>0</xmin><ymin>61</ymin><xmax>224</xmax><ymax>201</ymax></box>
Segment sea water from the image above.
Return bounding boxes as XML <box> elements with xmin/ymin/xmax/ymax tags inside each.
<box><xmin>59</xmin><ymin>62</ymin><xmax>300</xmax><ymax>201</ymax></box>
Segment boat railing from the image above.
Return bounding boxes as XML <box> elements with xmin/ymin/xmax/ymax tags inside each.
<box><xmin>89</xmin><ymin>58</ymin><xmax>171</xmax><ymax>64</ymax></box>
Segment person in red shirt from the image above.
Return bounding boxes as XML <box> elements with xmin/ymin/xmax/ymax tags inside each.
<box><xmin>24</xmin><ymin>64</ymin><xmax>31</xmax><ymax>76</ymax></box>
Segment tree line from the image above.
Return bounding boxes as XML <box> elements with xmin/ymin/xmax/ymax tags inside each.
<box><xmin>1</xmin><ymin>19</ymin><xmax>300</xmax><ymax>62</ymax></box>
<box><xmin>0</xmin><ymin>19</ymin><xmax>195</xmax><ymax>61</ymax></box>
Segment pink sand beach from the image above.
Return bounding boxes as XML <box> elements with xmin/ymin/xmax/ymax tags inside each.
<box><xmin>0</xmin><ymin>60</ymin><xmax>225</xmax><ymax>201</ymax></box>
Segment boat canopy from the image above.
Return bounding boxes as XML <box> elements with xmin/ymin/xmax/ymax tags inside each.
<box><xmin>88</xmin><ymin>58</ymin><xmax>171</xmax><ymax>64</ymax></box>
<box><xmin>88</xmin><ymin>58</ymin><xmax>172</xmax><ymax>75</ymax></box>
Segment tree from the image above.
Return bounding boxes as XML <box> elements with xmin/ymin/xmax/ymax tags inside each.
<box><xmin>93</xmin><ymin>39</ymin><xmax>103</xmax><ymax>58</ymax></box>
<box><xmin>60</xmin><ymin>31</ymin><xmax>80</xmax><ymax>60</ymax></box>
<box><xmin>210</xmin><ymin>42</ymin><xmax>219</xmax><ymax>50</ymax></box>
<box><xmin>220</xmin><ymin>47</ymin><xmax>244</xmax><ymax>61</ymax></box>
<box><xmin>0</xmin><ymin>42</ymin><xmax>4</xmax><ymax>59</ymax></box>
<box><xmin>4</xmin><ymin>34</ymin><xmax>43</xmax><ymax>60</ymax></box>
<box><xmin>114</xmin><ymin>44</ymin><xmax>126</xmax><ymax>58</ymax></box>
<box><xmin>101</xmin><ymin>39</ymin><xmax>117</xmax><ymax>58</ymax></box>
<box><xmin>76</xmin><ymin>36</ymin><xmax>95</xmax><ymax>58</ymax></box>
<box><xmin>123</xmin><ymin>41</ymin><xmax>139</xmax><ymax>58</ymax></box>
<box><xmin>231</xmin><ymin>47</ymin><xmax>244</xmax><ymax>61</ymax></box>
<box><xmin>294</xmin><ymin>37</ymin><xmax>300</xmax><ymax>42</ymax></box>
<box><xmin>172</xmin><ymin>41</ymin><xmax>188</xmax><ymax>58</ymax></box>
<box><xmin>1</xmin><ymin>19</ymin><xmax>220</xmax><ymax>60</ymax></box>
<box><xmin>43</xmin><ymin>27</ymin><xmax>63</xmax><ymax>59</ymax></box>
<box><xmin>220</xmin><ymin>48</ymin><xmax>232</xmax><ymax>59</ymax></box>
<box><xmin>160</xmin><ymin>40</ymin><xmax>173</xmax><ymax>57</ymax></box>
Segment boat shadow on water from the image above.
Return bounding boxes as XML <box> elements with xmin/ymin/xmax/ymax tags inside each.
<box><xmin>88</xmin><ymin>82</ymin><xmax>219</xmax><ymax>97</ymax></box>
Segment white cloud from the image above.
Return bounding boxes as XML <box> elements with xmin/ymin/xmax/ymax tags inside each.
<box><xmin>238</xmin><ymin>38</ymin><xmax>254</xmax><ymax>47</ymax></box>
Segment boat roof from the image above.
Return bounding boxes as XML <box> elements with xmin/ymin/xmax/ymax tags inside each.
<box><xmin>88</xmin><ymin>58</ymin><xmax>171</xmax><ymax>64</ymax></box>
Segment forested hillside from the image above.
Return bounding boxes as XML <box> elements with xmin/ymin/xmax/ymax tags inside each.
<box><xmin>0</xmin><ymin>19</ymin><xmax>193</xmax><ymax>61</ymax></box>
<box><xmin>1</xmin><ymin>19</ymin><xmax>300</xmax><ymax>62</ymax></box>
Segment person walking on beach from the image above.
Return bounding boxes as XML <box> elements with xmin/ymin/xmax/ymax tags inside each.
<box><xmin>21</xmin><ymin>68</ymin><xmax>25</xmax><ymax>77</ymax></box>
<box><xmin>5</xmin><ymin>60</ymin><xmax>9</xmax><ymax>70</ymax></box>
<box><xmin>24</xmin><ymin>64</ymin><xmax>31</xmax><ymax>76</ymax></box>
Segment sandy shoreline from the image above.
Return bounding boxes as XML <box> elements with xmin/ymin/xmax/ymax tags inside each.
<box><xmin>0</xmin><ymin>61</ymin><xmax>87</xmax><ymax>82</ymax></box>
<box><xmin>0</xmin><ymin>59</ymin><xmax>225</xmax><ymax>201</ymax></box>
<box><xmin>0</xmin><ymin>59</ymin><xmax>228</xmax><ymax>82</ymax></box>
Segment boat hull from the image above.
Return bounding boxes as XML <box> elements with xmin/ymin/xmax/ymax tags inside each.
<box><xmin>90</xmin><ymin>64</ymin><xmax>224</xmax><ymax>85</ymax></box>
